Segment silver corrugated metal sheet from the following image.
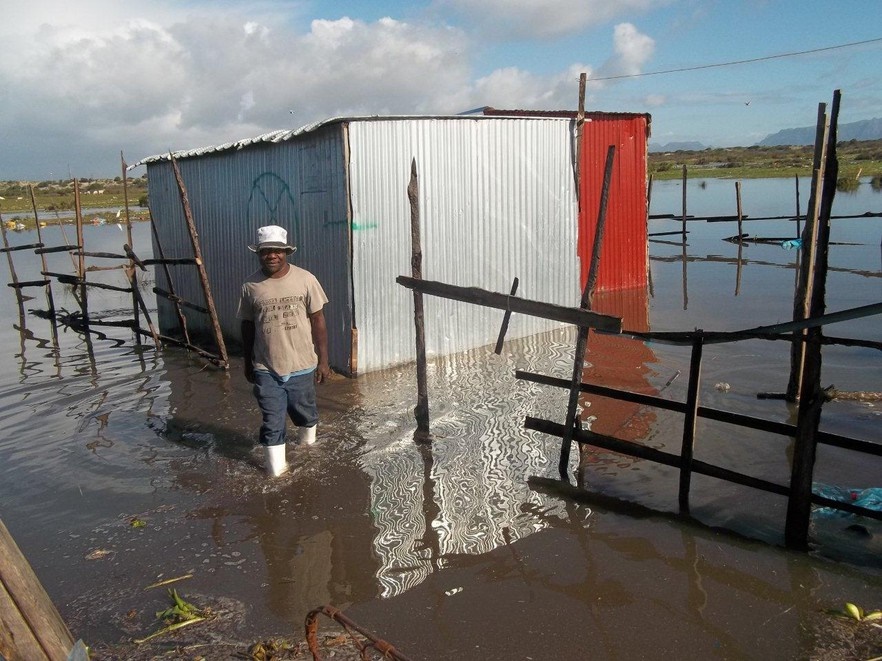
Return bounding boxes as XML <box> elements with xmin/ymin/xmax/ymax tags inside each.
<box><xmin>147</xmin><ymin>123</ymin><xmax>352</xmax><ymax>371</ymax></box>
<box><xmin>348</xmin><ymin>117</ymin><xmax>580</xmax><ymax>372</ymax></box>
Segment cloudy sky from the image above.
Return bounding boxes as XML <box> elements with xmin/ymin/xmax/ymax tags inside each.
<box><xmin>1</xmin><ymin>0</ymin><xmax>880</xmax><ymax>180</ymax></box>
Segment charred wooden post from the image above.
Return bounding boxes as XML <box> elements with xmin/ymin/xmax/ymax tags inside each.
<box><xmin>396</xmin><ymin>278</ymin><xmax>621</xmax><ymax>332</ymax></box>
<box><xmin>493</xmin><ymin>277</ymin><xmax>519</xmax><ymax>355</ymax></box>
<box><xmin>786</xmin><ymin>104</ymin><xmax>829</xmax><ymax>402</ymax></box>
<box><xmin>794</xmin><ymin>174</ymin><xmax>802</xmax><ymax>238</ymax></box>
<box><xmin>408</xmin><ymin>158</ymin><xmax>430</xmax><ymax>437</ymax></box>
<box><xmin>678</xmin><ymin>332</ymin><xmax>704</xmax><ymax>512</ymax></box>
<box><xmin>169</xmin><ymin>154</ymin><xmax>229</xmax><ymax>368</ymax></box>
<box><xmin>786</xmin><ymin>90</ymin><xmax>841</xmax><ymax>550</ymax></box>
<box><xmin>559</xmin><ymin>144</ymin><xmax>615</xmax><ymax>478</ymax></box>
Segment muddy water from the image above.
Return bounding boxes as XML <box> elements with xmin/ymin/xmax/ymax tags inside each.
<box><xmin>0</xmin><ymin>180</ymin><xmax>880</xmax><ymax>660</ymax></box>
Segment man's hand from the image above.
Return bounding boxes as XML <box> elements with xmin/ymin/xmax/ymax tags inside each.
<box><xmin>244</xmin><ymin>362</ymin><xmax>255</xmax><ymax>384</ymax></box>
<box><xmin>315</xmin><ymin>362</ymin><xmax>331</xmax><ymax>384</ymax></box>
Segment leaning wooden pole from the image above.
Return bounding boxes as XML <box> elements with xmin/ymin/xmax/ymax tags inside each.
<box><xmin>558</xmin><ymin>144</ymin><xmax>615</xmax><ymax>478</ymax></box>
<box><xmin>786</xmin><ymin>90</ymin><xmax>841</xmax><ymax>550</ymax></box>
<box><xmin>786</xmin><ymin>104</ymin><xmax>829</xmax><ymax>402</ymax></box>
<box><xmin>29</xmin><ymin>186</ymin><xmax>57</xmax><ymax>319</ymax></box>
<box><xmin>169</xmin><ymin>154</ymin><xmax>229</xmax><ymax>369</ymax></box>
<box><xmin>120</xmin><ymin>152</ymin><xmax>142</xmax><ymax>338</ymax></box>
<box><xmin>408</xmin><ymin>158</ymin><xmax>430</xmax><ymax>437</ymax></box>
<box><xmin>0</xmin><ymin>517</ymin><xmax>76</xmax><ymax>661</ymax></box>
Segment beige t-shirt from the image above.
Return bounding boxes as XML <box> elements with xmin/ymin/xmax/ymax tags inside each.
<box><xmin>236</xmin><ymin>265</ymin><xmax>329</xmax><ymax>375</ymax></box>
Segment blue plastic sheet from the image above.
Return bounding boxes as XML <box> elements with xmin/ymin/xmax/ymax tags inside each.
<box><xmin>813</xmin><ymin>483</ymin><xmax>882</xmax><ymax>517</ymax></box>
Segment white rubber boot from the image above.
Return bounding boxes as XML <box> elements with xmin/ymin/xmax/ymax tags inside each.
<box><xmin>265</xmin><ymin>443</ymin><xmax>288</xmax><ymax>476</ymax></box>
<box><xmin>297</xmin><ymin>425</ymin><xmax>317</xmax><ymax>446</ymax></box>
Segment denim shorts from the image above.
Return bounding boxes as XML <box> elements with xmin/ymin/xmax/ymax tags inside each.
<box><xmin>252</xmin><ymin>370</ymin><xmax>318</xmax><ymax>446</ymax></box>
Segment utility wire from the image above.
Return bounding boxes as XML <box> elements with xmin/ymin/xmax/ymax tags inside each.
<box><xmin>589</xmin><ymin>36</ymin><xmax>882</xmax><ymax>82</ymax></box>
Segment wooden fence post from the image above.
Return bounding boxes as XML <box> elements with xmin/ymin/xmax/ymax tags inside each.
<box><xmin>786</xmin><ymin>104</ymin><xmax>829</xmax><ymax>402</ymax></box>
<box><xmin>786</xmin><ymin>90</ymin><xmax>841</xmax><ymax>549</ymax></box>
<box><xmin>73</xmin><ymin>180</ymin><xmax>89</xmax><ymax>327</ymax></box>
<box><xmin>408</xmin><ymin>158</ymin><xmax>430</xmax><ymax>437</ymax></box>
<box><xmin>559</xmin><ymin>144</ymin><xmax>615</xmax><ymax>478</ymax></box>
<box><xmin>29</xmin><ymin>186</ymin><xmax>57</xmax><ymax>320</ymax></box>
<box><xmin>679</xmin><ymin>331</ymin><xmax>704</xmax><ymax>512</ymax></box>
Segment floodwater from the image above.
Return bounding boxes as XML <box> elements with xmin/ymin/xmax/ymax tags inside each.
<box><xmin>0</xmin><ymin>178</ymin><xmax>880</xmax><ymax>660</ymax></box>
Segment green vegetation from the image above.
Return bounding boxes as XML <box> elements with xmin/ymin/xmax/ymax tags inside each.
<box><xmin>649</xmin><ymin>139</ymin><xmax>882</xmax><ymax>182</ymax></box>
<box><xmin>0</xmin><ymin>175</ymin><xmax>148</xmax><ymax>215</ymax></box>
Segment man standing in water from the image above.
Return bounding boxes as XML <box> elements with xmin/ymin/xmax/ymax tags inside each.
<box><xmin>237</xmin><ymin>225</ymin><xmax>330</xmax><ymax>477</ymax></box>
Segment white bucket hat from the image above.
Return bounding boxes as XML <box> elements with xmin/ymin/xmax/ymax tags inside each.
<box><xmin>248</xmin><ymin>225</ymin><xmax>296</xmax><ymax>253</ymax></box>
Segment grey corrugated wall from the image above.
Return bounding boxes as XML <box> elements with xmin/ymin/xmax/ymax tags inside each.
<box><xmin>146</xmin><ymin>123</ymin><xmax>353</xmax><ymax>373</ymax></box>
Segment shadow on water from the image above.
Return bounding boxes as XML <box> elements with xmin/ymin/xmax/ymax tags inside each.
<box><xmin>0</xmin><ymin>188</ymin><xmax>880</xmax><ymax>658</ymax></box>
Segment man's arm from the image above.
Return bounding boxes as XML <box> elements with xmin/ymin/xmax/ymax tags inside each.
<box><xmin>241</xmin><ymin>320</ymin><xmax>256</xmax><ymax>383</ymax></box>
<box><xmin>309</xmin><ymin>309</ymin><xmax>330</xmax><ymax>383</ymax></box>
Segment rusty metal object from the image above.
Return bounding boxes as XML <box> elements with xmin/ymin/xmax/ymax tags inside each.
<box><xmin>304</xmin><ymin>605</ymin><xmax>413</xmax><ymax>661</ymax></box>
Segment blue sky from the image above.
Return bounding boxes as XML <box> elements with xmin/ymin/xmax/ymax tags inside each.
<box><xmin>1</xmin><ymin>0</ymin><xmax>880</xmax><ymax>180</ymax></box>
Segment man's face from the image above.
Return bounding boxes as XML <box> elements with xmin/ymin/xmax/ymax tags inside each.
<box><xmin>259</xmin><ymin>247</ymin><xmax>288</xmax><ymax>277</ymax></box>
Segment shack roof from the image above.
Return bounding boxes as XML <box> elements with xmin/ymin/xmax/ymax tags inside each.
<box><xmin>131</xmin><ymin>108</ymin><xmax>651</xmax><ymax>168</ymax></box>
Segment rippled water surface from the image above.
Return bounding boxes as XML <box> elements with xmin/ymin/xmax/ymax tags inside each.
<box><xmin>0</xmin><ymin>179</ymin><xmax>880</xmax><ymax>659</ymax></box>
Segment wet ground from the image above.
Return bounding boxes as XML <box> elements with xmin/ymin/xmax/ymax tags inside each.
<box><xmin>0</xmin><ymin>178</ymin><xmax>880</xmax><ymax>659</ymax></box>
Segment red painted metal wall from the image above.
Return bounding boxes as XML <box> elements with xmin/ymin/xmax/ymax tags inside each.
<box><xmin>578</xmin><ymin>113</ymin><xmax>649</xmax><ymax>293</ymax></box>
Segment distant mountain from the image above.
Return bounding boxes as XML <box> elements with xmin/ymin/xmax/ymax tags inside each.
<box><xmin>759</xmin><ymin>117</ymin><xmax>882</xmax><ymax>146</ymax></box>
<box><xmin>648</xmin><ymin>141</ymin><xmax>706</xmax><ymax>153</ymax></box>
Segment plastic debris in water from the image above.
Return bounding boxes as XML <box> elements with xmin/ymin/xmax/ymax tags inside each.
<box><xmin>812</xmin><ymin>483</ymin><xmax>882</xmax><ymax>517</ymax></box>
<box><xmin>781</xmin><ymin>238</ymin><xmax>802</xmax><ymax>250</ymax></box>
<box><xmin>714</xmin><ymin>382</ymin><xmax>731</xmax><ymax>392</ymax></box>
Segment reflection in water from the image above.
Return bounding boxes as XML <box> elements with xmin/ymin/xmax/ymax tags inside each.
<box><xmin>359</xmin><ymin>329</ymin><xmax>577</xmax><ymax>598</ymax></box>
<box><xmin>578</xmin><ymin>287</ymin><xmax>658</xmax><ymax>478</ymax></box>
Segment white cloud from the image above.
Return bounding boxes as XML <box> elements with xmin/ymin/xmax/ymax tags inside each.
<box><xmin>594</xmin><ymin>23</ymin><xmax>656</xmax><ymax>79</ymax></box>
<box><xmin>0</xmin><ymin>2</ymin><xmax>658</xmax><ymax>178</ymax></box>
<box><xmin>454</xmin><ymin>63</ymin><xmax>589</xmax><ymax>113</ymax></box>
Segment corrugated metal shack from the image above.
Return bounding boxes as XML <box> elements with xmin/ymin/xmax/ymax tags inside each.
<box><xmin>137</xmin><ymin>111</ymin><xmax>650</xmax><ymax>375</ymax></box>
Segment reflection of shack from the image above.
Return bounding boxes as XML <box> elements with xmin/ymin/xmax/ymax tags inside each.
<box><xmin>357</xmin><ymin>333</ymin><xmax>584</xmax><ymax>597</ymax></box>
<box><xmin>579</xmin><ymin>288</ymin><xmax>657</xmax><ymax>472</ymax></box>
<box><xmin>136</xmin><ymin>110</ymin><xmax>650</xmax><ymax>375</ymax></box>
